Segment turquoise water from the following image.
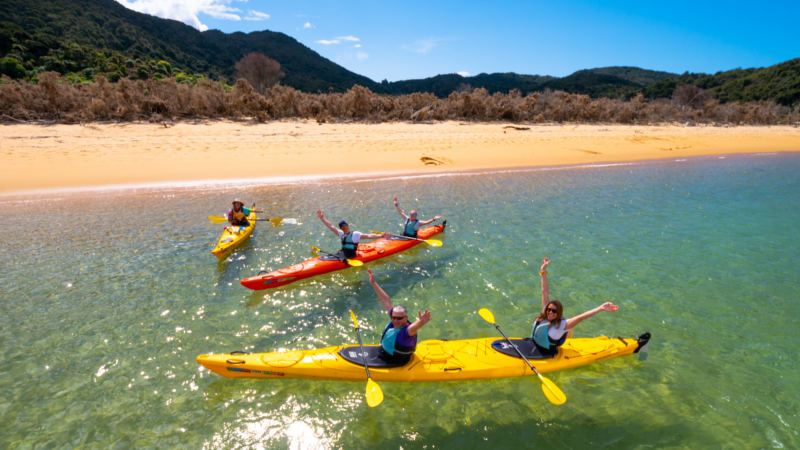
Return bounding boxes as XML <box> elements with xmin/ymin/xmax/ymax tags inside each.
<box><xmin>1</xmin><ymin>153</ymin><xmax>799</xmax><ymax>448</ymax></box>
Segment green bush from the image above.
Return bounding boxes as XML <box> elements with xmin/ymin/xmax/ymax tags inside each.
<box><xmin>0</xmin><ymin>56</ymin><xmax>27</xmax><ymax>79</ymax></box>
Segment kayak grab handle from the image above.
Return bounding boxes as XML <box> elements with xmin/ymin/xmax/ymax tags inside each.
<box><xmin>227</xmin><ymin>350</ymin><xmax>250</xmax><ymax>364</ymax></box>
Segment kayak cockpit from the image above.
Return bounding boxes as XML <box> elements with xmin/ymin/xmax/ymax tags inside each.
<box><xmin>490</xmin><ymin>339</ymin><xmax>557</xmax><ymax>360</ymax></box>
<box><xmin>338</xmin><ymin>345</ymin><xmax>409</xmax><ymax>368</ymax></box>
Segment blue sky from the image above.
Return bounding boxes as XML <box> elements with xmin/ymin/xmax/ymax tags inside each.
<box><xmin>116</xmin><ymin>0</ymin><xmax>800</xmax><ymax>82</ymax></box>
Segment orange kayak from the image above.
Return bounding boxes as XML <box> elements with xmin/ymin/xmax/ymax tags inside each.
<box><xmin>241</xmin><ymin>221</ymin><xmax>446</xmax><ymax>290</ymax></box>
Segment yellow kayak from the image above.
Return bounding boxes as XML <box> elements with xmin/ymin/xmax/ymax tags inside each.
<box><xmin>211</xmin><ymin>212</ymin><xmax>256</xmax><ymax>259</ymax></box>
<box><xmin>196</xmin><ymin>333</ymin><xmax>650</xmax><ymax>382</ymax></box>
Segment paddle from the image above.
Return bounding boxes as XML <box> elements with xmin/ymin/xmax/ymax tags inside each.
<box><xmin>369</xmin><ymin>230</ymin><xmax>442</xmax><ymax>247</ymax></box>
<box><xmin>478</xmin><ymin>308</ymin><xmax>567</xmax><ymax>405</ymax></box>
<box><xmin>310</xmin><ymin>245</ymin><xmax>364</xmax><ymax>267</ymax></box>
<box><xmin>350</xmin><ymin>310</ymin><xmax>384</xmax><ymax>407</ymax></box>
<box><xmin>208</xmin><ymin>215</ymin><xmax>283</xmax><ymax>225</ymax></box>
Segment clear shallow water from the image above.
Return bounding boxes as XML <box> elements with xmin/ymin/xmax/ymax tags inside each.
<box><xmin>1</xmin><ymin>153</ymin><xmax>798</xmax><ymax>448</ymax></box>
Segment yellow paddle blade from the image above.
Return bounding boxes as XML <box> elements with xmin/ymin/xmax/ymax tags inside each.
<box><xmin>349</xmin><ymin>309</ymin><xmax>359</xmax><ymax>328</ymax></box>
<box><xmin>478</xmin><ymin>308</ymin><xmax>495</xmax><ymax>325</ymax></box>
<box><xmin>311</xmin><ymin>246</ymin><xmax>321</xmax><ymax>256</ymax></box>
<box><xmin>347</xmin><ymin>259</ymin><xmax>364</xmax><ymax>267</ymax></box>
<box><xmin>269</xmin><ymin>218</ymin><xmax>283</xmax><ymax>225</ymax></box>
<box><xmin>539</xmin><ymin>374</ymin><xmax>567</xmax><ymax>405</ymax></box>
<box><xmin>365</xmin><ymin>378</ymin><xmax>384</xmax><ymax>407</ymax></box>
<box><xmin>425</xmin><ymin>239</ymin><xmax>443</xmax><ymax>247</ymax></box>
<box><xmin>208</xmin><ymin>215</ymin><xmax>227</xmax><ymax>224</ymax></box>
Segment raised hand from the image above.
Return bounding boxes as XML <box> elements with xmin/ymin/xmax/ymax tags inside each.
<box><xmin>599</xmin><ymin>302</ymin><xmax>619</xmax><ymax>312</ymax></box>
<box><xmin>418</xmin><ymin>309</ymin><xmax>432</xmax><ymax>324</ymax></box>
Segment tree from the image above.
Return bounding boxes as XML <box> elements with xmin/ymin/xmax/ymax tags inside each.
<box><xmin>234</xmin><ymin>52</ymin><xmax>284</xmax><ymax>95</ymax></box>
<box><xmin>0</xmin><ymin>57</ymin><xmax>27</xmax><ymax>79</ymax></box>
<box><xmin>672</xmin><ymin>84</ymin><xmax>712</xmax><ymax>109</ymax></box>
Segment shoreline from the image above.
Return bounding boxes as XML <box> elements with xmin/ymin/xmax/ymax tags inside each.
<box><xmin>2</xmin><ymin>120</ymin><xmax>799</xmax><ymax>196</ymax></box>
<box><xmin>3</xmin><ymin>154</ymin><xmax>791</xmax><ymax>199</ymax></box>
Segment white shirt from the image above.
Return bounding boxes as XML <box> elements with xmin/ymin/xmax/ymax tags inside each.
<box><xmin>548</xmin><ymin>319</ymin><xmax>568</xmax><ymax>340</ymax></box>
<box><xmin>336</xmin><ymin>229</ymin><xmax>362</xmax><ymax>242</ymax></box>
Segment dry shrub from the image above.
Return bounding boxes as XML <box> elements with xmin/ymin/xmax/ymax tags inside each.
<box><xmin>0</xmin><ymin>73</ymin><xmax>798</xmax><ymax>124</ymax></box>
<box><xmin>341</xmin><ymin>85</ymin><xmax>380</xmax><ymax>120</ymax></box>
<box><xmin>192</xmin><ymin>79</ymin><xmax>229</xmax><ymax>117</ymax></box>
<box><xmin>230</xmin><ymin>78</ymin><xmax>269</xmax><ymax>121</ymax></box>
<box><xmin>0</xmin><ymin>75</ymin><xmax>35</xmax><ymax>120</ymax></box>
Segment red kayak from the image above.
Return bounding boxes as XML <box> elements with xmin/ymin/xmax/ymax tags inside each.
<box><xmin>241</xmin><ymin>221</ymin><xmax>446</xmax><ymax>290</ymax></box>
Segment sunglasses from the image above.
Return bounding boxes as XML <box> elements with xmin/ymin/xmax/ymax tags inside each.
<box><xmin>546</xmin><ymin>307</ymin><xmax>558</xmax><ymax>313</ymax></box>
<box><xmin>391</xmin><ymin>316</ymin><xmax>407</xmax><ymax>320</ymax></box>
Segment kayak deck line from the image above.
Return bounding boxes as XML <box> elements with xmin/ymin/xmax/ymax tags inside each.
<box><xmin>240</xmin><ymin>221</ymin><xmax>446</xmax><ymax>290</ymax></box>
<box><xmin>197</xmin><ymin>332</ymin><xmax>650</xmax><ymax>383</ymax></box>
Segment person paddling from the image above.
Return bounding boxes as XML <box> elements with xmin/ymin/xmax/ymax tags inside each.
<box><xmin>367</xmin><ymin>268</ymin><xmax>431</xmax><ymax>364</ymax></box>
<box><xmin>227</xmin><ymin>199</ymin><xmax>263</xmax><ymax>229</ymax></box>
<box><xmin>393</xmin><ymin>197</ymin><xmax>442</xmax><ymax>238</ymax></box>
<box><xmin>532</xmin><ymin>257</ymin><xmax>619</xmax><ymax>356</ymax></box>
<box><xmin>316</xmin><ymin>210</ymin><xmax>387</xmax><ymax>259</ymax></box>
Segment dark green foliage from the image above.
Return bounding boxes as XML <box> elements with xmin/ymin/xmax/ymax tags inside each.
<box><xmin>643</xmin><ymin>59</ymin><xmax>800</xmax><ymax>106</ymax></box>
<box><xmin>541</xmin><ymin>70</ymin><xmax>641</xmax><ymax>99</ymax></box>
<box><xmin>1</xmin><ymin>0</ymin><xmax>797</xmax><ymax>106</ymax></box>
<box><xmin>0</xmin><ymin>56</ymin><xmax>26</xmax><ymax>78</ymax></box>
<box><xmin>0</xmin><ymin>0</ymin><xmax>374</xmax><ymax>91</ymax></box>
<box><xmin>587</xmin><ymin>67</ymin><xmax>675</xmax><ymax>86</ymax></box>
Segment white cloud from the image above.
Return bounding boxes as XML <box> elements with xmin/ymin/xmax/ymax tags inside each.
<box><xmin>354</xmin><ymin>44</ymin><xmax>362</xmax><ymax>48</ymax></box>
<box><xmin>244</xmin><ymin>10</ymin><xmax>270</xmax><ymax>21</ymax></box>
<box><xmin>303</xmin><ymin>22</ymin><xmax>312</xmax><ymax>29</ymax></box>
<box><xmin>457</xmin><ymin>71</ymin><xmax>470</xmax><ymax>77</ymax></box>
<box><xmin>115</xmin><ymin>0</ymin><xmax>245</xmax><ymax>31</ymax></box>
<box><xmin>403</xmin><ymin>38</ymin><xmax>440</xmax><ymax>54</ymax></box>
<box><xmin>316</xmin><ymin>35</ymin><xmax>360</xmax><ymax>46</ymax></box>
<box><xmin>356</xmin><ymin>51</ymin><xmax>368</xmax><ymax>60</ymax></box>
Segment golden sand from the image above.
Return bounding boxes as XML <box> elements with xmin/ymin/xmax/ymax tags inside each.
<box><xmin>1</xmin><ymin>120</ymin><xmax>798</xmax><ymax>194</ymax></box>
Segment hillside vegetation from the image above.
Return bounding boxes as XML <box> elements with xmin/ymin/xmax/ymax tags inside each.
<box><xmin>1</xmin><ymin>0</ymin><xmax>798</xmax><ymax>124</ymax></box>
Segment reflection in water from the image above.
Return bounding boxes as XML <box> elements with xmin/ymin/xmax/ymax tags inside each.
<box><xmin>1</xmin><ymin>154</ymin><xmax>799</xmax><ymax>448</ymax></box>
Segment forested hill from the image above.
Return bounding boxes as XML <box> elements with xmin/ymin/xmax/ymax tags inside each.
<box><xmin>378</xmin><ymin>67</ymin><xmax>674</xmax><ymax>99</ymax></box>
<box><xmin>1</xmin><ymin>0</ymin><xmax>798</xmax><ymax>105</ymax></box>
<box><xmin>0</xmin><ymin>0</ymin><xmax>376</xmax><ymax>92</ymax></box>
<box><xmin>643</xmin><ymin>58</ymin><xmax>800</xmax><ymax>106</ymax></box>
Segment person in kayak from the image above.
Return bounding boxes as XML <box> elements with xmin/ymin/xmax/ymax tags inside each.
<box><xmin>393</xmin><ymin>197</ymin><xmax>442</xmax><ymax>237</ymax></box>
<box><xmin>367</xmin><ymin>268</ymin><xmax>431</xmax><ymax>364</ymax></box>
<box><xmin>227</xmin><ymin>200</ymin><xmax>263</xmax><ymax>228</ymax></box>
<box><xmin>533</xmin><ymin>257</ymin><xmax>619</xmax><ymax>356</ymax></box>
<box><xmin>317</xmin><ymin>210</ymin><xmax>388</xmax><ymax>259</ymax></box>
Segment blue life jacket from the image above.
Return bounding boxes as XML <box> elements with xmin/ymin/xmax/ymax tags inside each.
<box><xmin>380</xmin><ymin>322</ymin><xmax>416</xmax><ymax>356</ymax></box>
<box><xmin>531</xmin><ymin>319</ymin><xmax>567</xmax><ymax>350</ymax></box>
<box><xmin>341</xmin><ymin>232</ymin><xmax>358</xmax><ymax>257</ymax></box>
<box><xmin>403</xmin><ymin>218</ymin><xmax>419</xmax><ymax>237</ymax></box>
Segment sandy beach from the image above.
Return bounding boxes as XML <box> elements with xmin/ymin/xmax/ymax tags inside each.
<box><xmin>2</xmin><ymin>120</ymin><xmax>799</xmax><ymax>194</ymax></box>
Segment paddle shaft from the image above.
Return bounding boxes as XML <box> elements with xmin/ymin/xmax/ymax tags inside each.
<box><xmin>369</xmin><ymin>231</ymin><xmax>440</xmax><ymax>245</ymax></box>
<box><xmin>493</xmin><ymin>323</ymin><xmax>542</xmax><ymax>376</ymax></box>
<box><xmin>353</xmin><ymin>323</ymin><xmax>372</xmax><ymax>379</ymax></box>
